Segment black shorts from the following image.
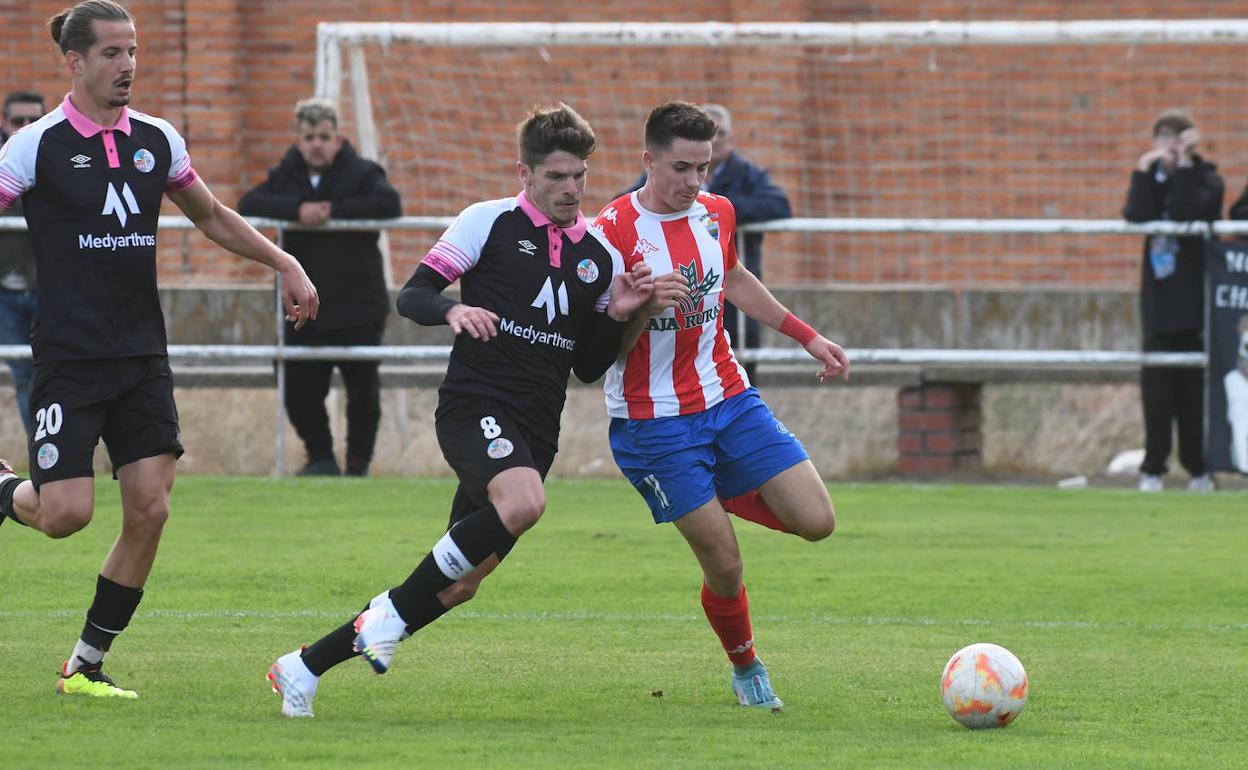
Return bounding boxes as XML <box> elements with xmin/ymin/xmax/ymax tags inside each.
<box><xmin>28</xmin><ymin>355</ymin><xmax>183</xmax><ymax>489</ymax></box>
<box><xmin>434</xmin><ymin>396</ymin><xmax>557</xmax><ymax>510</ymax></box>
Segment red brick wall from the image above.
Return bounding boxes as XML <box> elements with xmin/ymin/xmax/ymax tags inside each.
<box><xmin>3</xmin><ymin>1</ymin><xmax>1244</xmax><ymax>287</ymax></box>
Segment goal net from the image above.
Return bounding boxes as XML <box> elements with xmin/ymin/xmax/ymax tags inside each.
<box><xmin>317</xmin><ymin>20</ymin><xmax>1248</xmax><ymax>289</ymax></box>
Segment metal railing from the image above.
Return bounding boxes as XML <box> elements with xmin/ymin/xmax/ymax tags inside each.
<box><xmin>0</xmin><ymin>214</ymin><xmax>1220</xmax><ymax>472</ymax></box>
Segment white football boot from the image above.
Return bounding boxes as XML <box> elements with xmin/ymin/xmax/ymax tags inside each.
<box><xmin>353</xmin><ymin>591</ymin><xmax>408</xmax><ymax>674</ymax></box>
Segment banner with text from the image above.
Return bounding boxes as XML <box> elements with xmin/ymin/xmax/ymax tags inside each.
<box><xmin>1205</xmin><ymin>239</ymin><xmax>1248</xmax><ymax>474</ymax></box>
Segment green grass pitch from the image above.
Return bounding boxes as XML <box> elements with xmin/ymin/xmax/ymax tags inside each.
<box><xmin>1</xmin><ymin>478</ymin><xmax>1244</xmax><ymax>769</ymax></box>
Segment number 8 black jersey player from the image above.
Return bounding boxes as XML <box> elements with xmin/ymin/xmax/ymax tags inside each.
<box><xmin>266</xmin><ymin>103</ymin><xmax>671</xmax><ymax>717</ymax></box>
<box><xmin>0</xmin><ymin>1</ymin><xmax>319</xmax><ymax>699</ymax></box>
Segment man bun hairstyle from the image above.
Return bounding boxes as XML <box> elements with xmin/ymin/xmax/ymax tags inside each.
<box><xmin>517</xmin><ymin>102</ymin><xmax>596</xmax><ymax>169</ymax></box>
<box><xmin>49</xmin><ymin>0</ymin><xmax>132</xmax><ymax>55</ymax></box>
<box><xmin>644</xmin><ymin>102</ymin><xmax>718</xmax><ymax>151</ymax></box>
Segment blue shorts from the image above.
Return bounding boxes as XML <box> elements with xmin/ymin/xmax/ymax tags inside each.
<box><xmin>609</xmin><ymin>388</ymin><xmax>809</xmax><ymax>523</ymax></box>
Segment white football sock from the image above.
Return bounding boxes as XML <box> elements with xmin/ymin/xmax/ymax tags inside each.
<box><xmin>68</xmin><ymin>639</ymin><xmax>104</xmax><ymax>671</ymax></box>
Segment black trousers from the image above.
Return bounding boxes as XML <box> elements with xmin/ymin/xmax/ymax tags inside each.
<box><xmin>283</xmin><ymin>320</ymin><xmax>384</xmax><ymax>469</ymax></box>
<box><xmin>1140</xmin><ymin>330</ymin><xmax>1205</xmax><ymax>477</ymax></box>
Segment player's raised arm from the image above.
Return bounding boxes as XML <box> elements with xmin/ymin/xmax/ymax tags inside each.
<box><xmin>168</xmin><ymin>177</ymin><xmax>318</xmax><ymax>328</ymax></box>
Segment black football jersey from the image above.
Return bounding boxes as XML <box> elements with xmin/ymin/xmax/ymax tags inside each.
<box><xmin>422</xmin><ymin>193</ymin><xmax>624</xmax><ymax>438</ymax></box>
<box><xmin>0</xmin><ymin>96</ymin><xmax>198</xmax><ymax>363</ymax></box>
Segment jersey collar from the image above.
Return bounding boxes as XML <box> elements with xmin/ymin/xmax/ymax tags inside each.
<box><xmin>517</xmin><ymin>191</ymin><xmax>588</xmax><ymax>244</ymax></box>
<box><xmin>61</xmin><ymin>93</ymin><xmax>132</xmax><ymax>138</ymax></box>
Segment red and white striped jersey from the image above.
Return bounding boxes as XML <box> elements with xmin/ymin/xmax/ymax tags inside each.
<box><xmin>594</xmin><ymin>191</ymin><xmax>750</xmax><ymax>419</ymax></box>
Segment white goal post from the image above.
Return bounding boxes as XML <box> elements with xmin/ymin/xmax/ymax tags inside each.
<box><xmin>313</xmin><ymin>19</ymin><xmax>1248</xmax><ymax>291</ymax></box>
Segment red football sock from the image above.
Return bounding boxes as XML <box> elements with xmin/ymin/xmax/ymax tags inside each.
<box><xmin>700</xmin><ymin>583</ymin><xmax>757</xmax><ymax>667</ymax></box>
<box><xmin>721</xmin><ymin>490</ymin><xmax>788</xmax><ymax>532</ymax></box>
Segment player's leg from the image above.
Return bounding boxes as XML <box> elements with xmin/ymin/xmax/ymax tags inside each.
<box><xmin>610</xmin><ymin>413</ymin><xmax>781</xmax><ymax>709</ymax></box>
<box><xmin>1</xmin><ymin>360</ymin><xmax>103</xmax><ymax>537</ymax></box>
<box><xmin>272</xmin><ymin>405</ymin><xmax>546</xmax><ymax>715</ymax></box>
<box><xmin>671</xmin><ymin>501</ymin><xmax>782</xmax><ymax>709</ymax></box>
<box><xmin>355</xmin><ymin>464</ymin><xmax>544</xmax><ymax>674</ymax></box>
<box><xmin>58</xmin><ymin>357</ymin><xmax>184</xmax><ymax>698</ymax></box>
<box><xmin>715</xmin><ymin>389</ymin><xmax>835</xmax><ymax>541</ymax></box>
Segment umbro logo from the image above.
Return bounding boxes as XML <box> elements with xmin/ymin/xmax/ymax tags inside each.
<box><xmin>102</xmin><ymin>182</ymin><xmax>140</xmax><ymax>227</ymax></box>
<box><xmin>518</xmin><ymin>239</ymin><xmax>537</xmax><ymax>256</ymax></box>
<box><xmin>70</xmin><ymin>154</ymin><xmax>91</xmax><ymax>168</ymax></box>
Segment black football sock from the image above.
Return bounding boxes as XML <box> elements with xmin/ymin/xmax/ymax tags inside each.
<box><xmin>389</xmin><ymin>504</ymin><xmax>516</xmax><ymax>628</ymax></box>
<box><xmin>0</xmin><ymin>474</ymin><xmax>26</xmax><ymax>525</ymax></box>
<box><xmin>79</xmin><ymin>574</ymin><xmax>144</xmax><ymax>653</ymax></box>
<box><xmin>301</xmin><ymin>611</ymin><xmax>365</xmax><ymax>676</ymax></box>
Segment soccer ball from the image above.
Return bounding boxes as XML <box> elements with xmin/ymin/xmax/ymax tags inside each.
<box><xmin>939</xmin><ymin>642</ymin><xmax>1028</xmax><ymax>729</ymax></box>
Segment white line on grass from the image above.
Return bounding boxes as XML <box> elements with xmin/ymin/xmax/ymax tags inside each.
<box><xmin>1</xmin><ymin>608</ymin><xmax>1244</xmax><ymax>633</ymax></box>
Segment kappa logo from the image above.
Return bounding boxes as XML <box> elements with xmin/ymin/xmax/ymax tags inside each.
<box><xmin>632</xmin><ymin>238</ymin><xmax>658</xmax><ymax>257</ymax></box>
<box><xmin>518</xmin><ymin>239</ymin><xmax>537</xmax><ymax>256</ymax></box>
<box><xmin>102</xmin><ymin>182</ymin><xmax>140</xmax><ymax>227</ymax></box>
<box><xmin>70</xmin><ymin>154</ymin><xmax>91</xmax><ymax>168</ymax></box>
<box><xmin>601</xmin><ymin>206</ymin><xmax>618</xmax><ymax>223</ymax></box>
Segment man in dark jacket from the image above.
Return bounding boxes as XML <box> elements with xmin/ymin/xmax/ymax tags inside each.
<box><xmin>1122</xmin><ymin>109</ymin><xmax>1222</xmax><ymax>493</ymax></box>
<box><xmin>240</xmin><ymin>98</ymin><xmax>401</xmax><ymax>476</ymax></box>
<box><xmin>0</xmin><ymin>91</ymin><xmax>44</xmax><ymax>437</ymax></box>
<box><xmin>622</xmin><ymin>103</ymin><xmax>790</xmax><ymax>380</ymax></box>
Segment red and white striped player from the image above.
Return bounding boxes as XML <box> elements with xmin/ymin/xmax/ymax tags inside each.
<box><xmin>595</xmin><ymin>102</ymin><xmax>850</xmax><ymax>710</ymax></box>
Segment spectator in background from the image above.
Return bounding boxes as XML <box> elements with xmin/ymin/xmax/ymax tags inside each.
<box><xmin>0</xmin><ymin>91</ymin><xmax>45</xmax><ymax>436</ymax></box>
<box><xmin>240</xmin><ymin>98</ymin><xmax>401</xmax><ymax>476</ymax></box>
<box><xmin>1122</xmin><ymin>109</ymin><xmax>1222</xmax><ymax>493</ymax></box>
<box><xmin>622</xmin><ymin>103</ymin><xmax>790</xmax><ymax>380</ymax></box>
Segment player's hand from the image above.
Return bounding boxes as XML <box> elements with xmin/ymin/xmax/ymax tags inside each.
<box><xmin>806</xmin><ymin>336</ymin><xmax>850</xmax><ymax>383</ymax></box>
<box><xmin>644</xmin><ymin>270</ymin><xmax>690</xmax><ymax>314</ymax></box>
<box><xmin>606</xmin><ymin>262</ymin><xmax>655</xmax><ymax>321</ymax></box>
<box><xmin>280</xmin><ymin>257</ymin><xmax>319</xmax><ymax>330</ymax></box>
<box><xmin>446</xmin><ymin>303</ymin><xmax>500</xmax><ymax>341</ymax></box>
<box><xmin>298</xmin><ymin>201</ymin><xmax>331</xmax><ymax>226</ymax></box>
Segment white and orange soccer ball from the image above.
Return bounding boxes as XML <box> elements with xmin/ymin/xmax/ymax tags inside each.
<box><xmin>939</xmin><ymin>642</ymin><xmax>1028</xmax><ymax>729</ymax></box>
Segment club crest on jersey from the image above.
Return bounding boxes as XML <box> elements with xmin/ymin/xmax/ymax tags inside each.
<box><xmin>487</xmin><ymin>437</ymin><xmax>514</xmax><ymax>460</ymax></box>
<box><xmin>133</xmin><ymin>148</ymin><xmax>155</xmax><ymax>173</ymax></box>
<box><xmin>70</xmin><ymin>154</ymin><xmax>91</xmax><ymax>168</ymax></box>
<box><xmin>699</xmin><ymin>211</ymin><xmax>720</xmax><ymax>241</ymax></box>
<box><xmin>576</xmin><ymin>258</ymin><xmax>599</xmax><ymax>283</ymax></box>
<box><xmin>675</xmin><ymin>261</ymin><xmax>719</xmax><ymax>314</ymax></box>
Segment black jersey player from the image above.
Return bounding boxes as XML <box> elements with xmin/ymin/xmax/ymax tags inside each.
<box><xmin>265</xmin><ymin>103</ymin><xmax>680</xmax><ymax>718</ymax></box>
<box><xmin>0</xmin><ymin>1</ymin><xmax>318</xmax><ymax>698</ymax></box>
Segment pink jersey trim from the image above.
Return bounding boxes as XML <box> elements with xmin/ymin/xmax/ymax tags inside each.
<box><xmin>165</xmin><ymin>167</ymin><xmax>198</xmax><ymax>192</ymax></box>
<box><xmin>423</xmin><ymin>241</ymin><xmax>473</xmax><ymax>281</ymax></box>
<box><xmin>61</xmin><ymin>93</ymin><xmax>132</xmax><ymax>137</ymax></box>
